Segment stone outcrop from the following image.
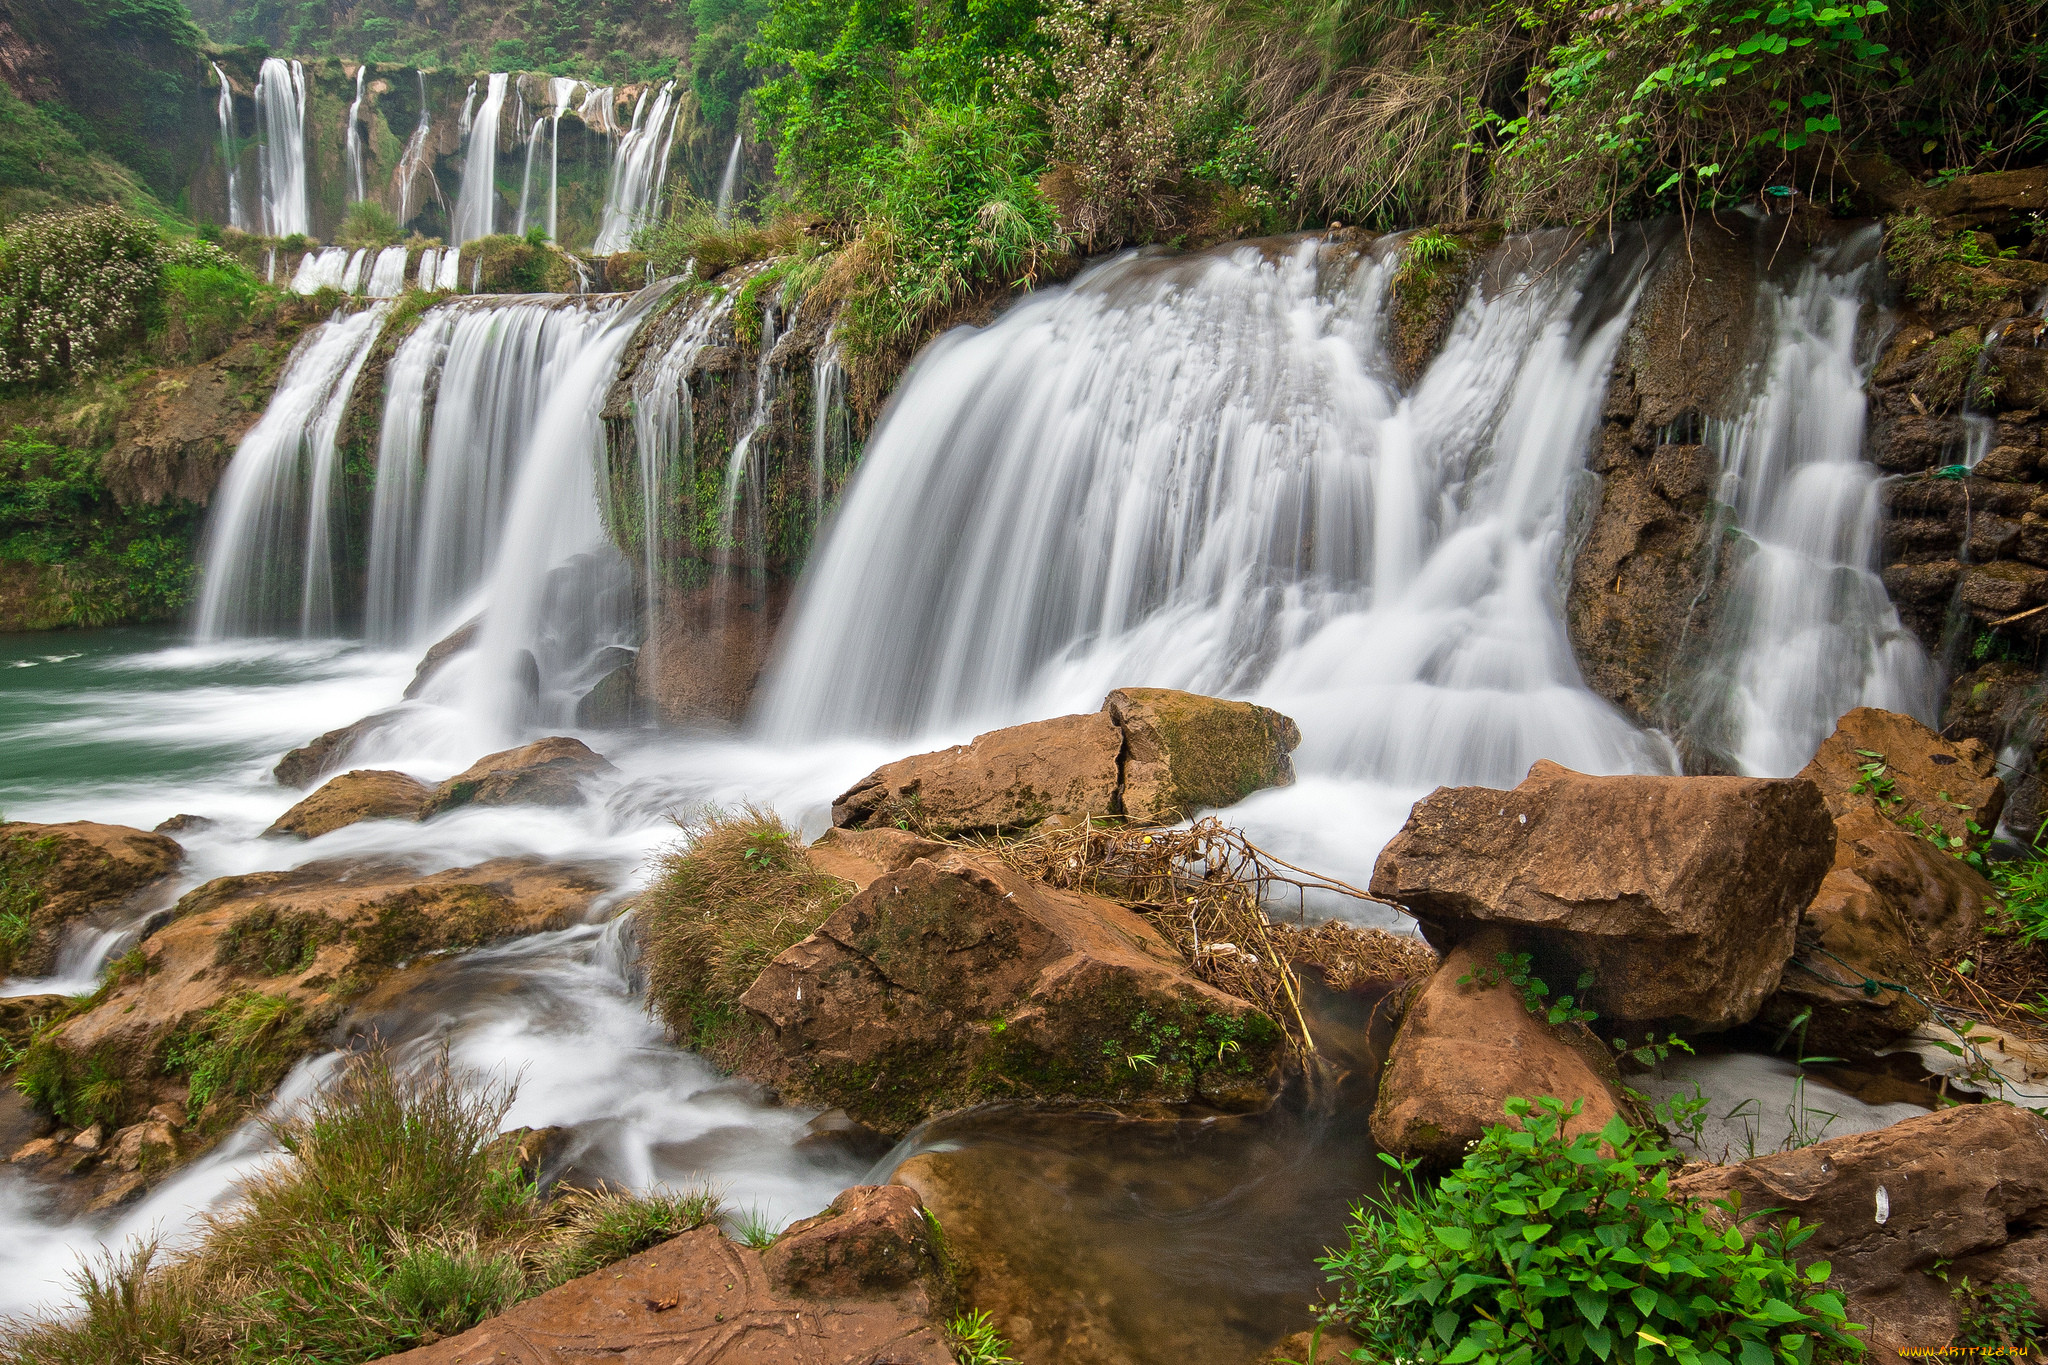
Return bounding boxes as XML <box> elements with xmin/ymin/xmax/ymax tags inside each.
<box><xmin>401</xmin><ymin>618</ymin><xmax>479</xmax><ymax>699</ymax></box>
<box><xmin>384</xmin><ymin>1218</ymin><xmax>951</xmax><ymax>1365</ymax></box>
<box><xmin>34</xmin><ymin>858</ymin><xmax>604</xmax><ymax>1149</ymax></box>
<box><xmin>423</xmin><ymin>737</ymin><xmax>617</xmax><ymax>817</ymax></box>
<box><xmin>802</xmin><ymin>827</ymin><xmax>951</xmax><ymax>892</ymax></box>
<box><xmin>1370</xmin><ymin>933</ymin><xmax>1624</xmax><ymax>1167</ymax></box>
<box><xmin>274</xmin><ymin>709</ymin><xmax>405</xmax><ymax>788</ymax></box>
<box><xmin>1673</xmin><ymin>1104</ymin><xmax>2048</xmax><ymax>1363</ymax></box>
<box><xmin>732</xmin><ymin>850</ymin><xmax>1286</xmax><ymax>1132</ymax></box>
<box><xmin>0</xmin><ymin>821</ymin><xmax>182</xmax><ymax>975</ymax></box>
<box><xmin>832</xmin><ymin>689</ymin><xmax>1301</xmax><ymax>837</ymax></box>
<box><xmin>1797</xmin><ymin>705</ymin><xmax>2005</xmax><ymax>837</ymax></box>
<box><xmin>761</xmin><ymin>1184</ymin><xmax>946</xmax><ymax>1301</ymax></box>
<box><xmin>1369</xmin><ymin>760</ymin><xmax>1835</xmax><ymax>1030</ymax></box>
<box><xmin>635</xmin><ymin>581</ymin><xmax>791</xmax><ymax>726</ymax></box>
<box><xmin>264</xmin><ymin>769</ymin><xmax>435</xmax><ymax>839</ymax></box>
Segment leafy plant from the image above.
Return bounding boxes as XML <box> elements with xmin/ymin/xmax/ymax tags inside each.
<box><xmin>1935</xmin><ymin>1265</ymin><xmax>2045</xmax><ymax>1350</ymax></box>
<box><xmin>948</xmin><ymin>1308</ymin><xmax>1018</xmax><ymax>1365</ymax></box>
<box><xmin>1459</xmin><ymin>951</ymin><xmax>1599</xmax><ymax>1026</ymax></box>
<box><xmin>160</xmin><ymin>990</ymin><xmax>312</xmax><ymax>1121</ymax></box>
<box><xmin>0</xmin><ymin>206</ymin><xmax>163</xmax><ymax>386</ymax></box>
<box><xmin>1319</xmin><ymin>1096</ymin><xmax>1861</xmax><ymax>1362</ymax></box>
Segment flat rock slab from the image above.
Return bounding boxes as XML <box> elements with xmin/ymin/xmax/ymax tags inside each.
<box><xmin>383</xmin><ymin>1226</ymin><xmax>952</xmax><ymax>1365</ymax></box>
<box><xmin>264</xmin><ymin>768</ymin><xmax>435</xmax><ymax>838</ymax></box>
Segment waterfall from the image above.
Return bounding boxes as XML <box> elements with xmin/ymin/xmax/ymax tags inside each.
<box><xmin>760</xmin><ymin>236</ymin><xmax>1673</xmax><ymax>801</ymax></box>
<box><xmin>577</xmin><ymin>85</ymin><xmax>617</xmax><ymax>137</ymax></box>
<box><xmin>629</xmin><ymin>289</ymin><xmax>737</xmax><ymax>647</ymax></box>
<box><xmin>253</xmin><ymin>58</ymin><xmax>310</xmax><ymax>238</ymax></box>
<box><xmin>453</xmin><ymin>73</ymin><xmax>509</xmax><ymax>245</ymax></box>
<box><xmin>592</xmin><ymin>83</ymin><xmax>681</xmax><ymax>254</ymax></box>
<box><xmin>340</xmin><ymin>249</ymin><xmax>369</xmax><ymax>294</ymax></box>
<box><xmin>714</xmin><ymin>134</ymin><xmax>744</xmax><ymax>227</ymax></box>
<box><xmin>345</xmin><ymin>65</ymin><xmax>368</xmax><ymax>204</ymax></box>
<box><xmin>437</xmin><ymin>248</ymin><xmax>462</xmax><ymax>292</ymax></box>
<box><xmin>365</xmin><ymin>247</ymin><xmax>410</xmax><ymax>297</ymax></box>
<box><xmin>195</xmin><ymin>305</ymin><xmax>391</xmax><ymax>638</ymax></box>
<box><xmin>810</xmin><ymin>325</ymin><xmax>848</xmax><ymax>530</ymax></box>
<box><xmin>1684</xmin><ymin>227</ymin><xmax>1938</xmax><ymax>775</ymax></box>
<box><xmin>395</xmin><ymin>71</ymin><xmax>439</xmax><ymax>226</ymax></box>
<box><xmin>290</xmin><ymin>247</ymin><xmax>352</xmax><ymax>293</ymax></box>
<box><xmin>515</xmin><ymin>117</ymin><xmax>545</xmax><ymax>236</ymax></box>
<box><xmin>211</xmin><ymin>64</ymin><xmax>248</xmax><ymax>233</ymax></box>
<box><xmin>548</xmin><ymin>78</ymin><xmax>581</xmax><ymax>242</ymax></box>
<box><xmin>363</xmin><ymin>296</ymin><xmax>633</xmax><ymax>646</ymax></box>
<box><xmin>416</xmin><ymin>248</ymin><xmax>439</xmax><ymax>290</ymax></box>
<box><xmin>720</xmin><ymin>298</ymin><xmax>788</xmax><ymax>546</ymax></box>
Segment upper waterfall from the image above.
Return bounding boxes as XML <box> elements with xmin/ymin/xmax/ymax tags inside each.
<box><xmin>253</xmin><ymin>58</ymin><xmax>310</xmax><ymax>237</ymax></box>
<box><xmin>452</xmin><ymin>73</ymin><xmax>509</xmax><ymax>245</ymax></box>
<box><xmin>592</xmin><ymin>83</ymin><xmax>681</xmax><ymax>254</ymax></box>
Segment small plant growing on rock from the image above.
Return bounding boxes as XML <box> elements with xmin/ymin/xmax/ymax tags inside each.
<box><xmin>948</xmin><ymin>1308</ymin><xmax>1018</xmax><ymax>1365</ymax></box>
<box><xmin>1459</xmin><ymin>952</ymin><xmax>1598</xmax><ymax>1027</ymax></box>
<box><xmin>1319</xmin><ymin>1096</ymin><xmax>1860</xmax><ymax>1362</ymax></box>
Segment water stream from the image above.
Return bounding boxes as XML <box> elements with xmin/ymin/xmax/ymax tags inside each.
<box><xmin>592</xmin><ymin>82</ymin><xmax>681</xmax><ymax>254</ymax></box>
<box><xmin>252</xmin><ymin>58</ymin><xmax>309</xmax><ymax>238</ymax></box>
<box><xmin>452</xmin><ymin>73</ymin><xmax>509</xmax><ymax>245</ymax></box>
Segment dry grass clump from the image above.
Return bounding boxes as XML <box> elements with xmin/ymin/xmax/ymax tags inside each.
<box><xmin>0</xmin><ymin>1047</ymin><xmax>725</xmax><ymax>1365</ymax></box>
<box><xmin>639</xmin><ymin>805</ymin><xmax>855</xmax><ymax>1051</ymax></box>
<box><xmin>1266</xmin><ymin>919</ymin><xmax>1439</xmax><ymax>992</ymax></box>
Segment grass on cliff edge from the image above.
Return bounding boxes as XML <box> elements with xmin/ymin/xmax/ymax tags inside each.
<box><xmin>639</xmin><ymin>805</ymin><xmax>856</xmax><ymax>1054</ymax></box>
<box><xmin>0</xmin><ymin>1047</ymin><xmax>723</xmax><ymax>1364</ymax></box>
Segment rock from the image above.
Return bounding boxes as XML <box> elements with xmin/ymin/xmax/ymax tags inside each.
<box><xmin>1672</xmin><ymin>1104</ymin><xmax>2048</xmax><ymax>1362</ymax></box>
<box><xmin>380</xmin><ymin>1224</ymin><xmax>951</xmax><ymax>1365</ymax></box>
<box><xmin>69</xmin><ymin>1121</ymin><xmax>105</xmax><ymax>1153</ymax></box>
<box><xmin>573</xmin><ymin>659</ymin><xmax>640</xmax><ymax>728</ymax></box>
<box><xmin>1961</xmin><ymin>560</ymin><xmax>2048</xmax><ymax>619</ymax></box>
<box><xmin>1974</xmin><ymin>444</ymin><xmax>2038</xmax><ymax>482</ymax></box>
<box><xmin>763</xmin><ymin>1185</ymin><xmax>943</xmax><ymax>1299</ymax></box>
<box><xmin>0</xmin><ymin>994</ymin><xmax>69</xmax><ymax>1052</ymax></box>
<box><xmin>1761</xmin><ymin>803</ymin><xmax>1999</xmax><ymax>1050</ymax></box>
<box><xmin>832</xmin><ymin>689</ymin><xmax>1304</xmax><ymax>836</ymax></box>
<box><xmin>104</xmin><ymin>1118</ymin><xmax>177</xmax><ymax>1172</ymax></box>
<box><xmin>1797</xmin><ymin>705</ymin><xmax>2005</xmax><ymax>836</ymax></box>
<box><xmin>733</xmin><ymin>850</ymin><xmax>1286</xmax><ymax>1133</ymax></box>
<box><xmin>1256</xmin><ymin>1329</ymin><xmax>1365</xmax><ymax>1365</ymax></box>
<box><xmin>1370</xmin><ymin>933</ymin><xmax>1624</xmax><ymax>1168</ymax></box>
<box><xmin>9</xmin><ymin>1136</ymin><xmax>61</xmax><ymax>1167</ymax></box>
<box><xmin>146</xmin><ymin>1100</ymin><xmax>186</xmax><ymax>1127</ymax></box>
<box><xmin>1105</xmin><ymin>687</ymin><xmax>1300</xmax><ymax>822</ymax></box>
<box><xmin>274</xmin><ymin>709</ymin><xmax>405</xmax><ymax>788</ymax></box>
<box><xmin>84</xmin><ymin>1171</ymin><xmax>148</xmax><ymax>1213</ymax></box>
<box><xmin>153</xmin><ymin>814</ymin><xmax>213</xmax><ymax>834</ymax></box>
<box><xmin>0</xmin><ymin>822</ymin><xmax>182</xmax><ymax>976</ymax></box>
<box><xmin>402</xmin><ymin>617</ymin><xmax>479</xmax><ymax>700</ymax></box>
<box><xmin>833</xmin><ymin>711</ymin><xmax>1122</xmax><ymax>837</ymax></box>
<box><xmin>1369</xmin><ymin>760</ymin><xmax>1834</xmax><ymax>1031</ymax></box>
<box><xmin>802</xmin><ymin>827</ymin><xmax>950</xmax><ymax>892</ymax></box>
<box><xmin>42</xmin><ymin>857</ymin><xmax>604</xmax><ymax>1134</ymax></box>
<box><xmin>424</xmin><ymin>737</ymin><xmax>617</xmax><ymax>817</ymax></box>
<box><xmin>636</xmin><ymin>581</ymin><xmax>791</xmax><ymax>725</ymax></box>
<box><xmin>264</xmin><ymin>769</ymin><xmax>435</xmax><ymax>839</ymax></box>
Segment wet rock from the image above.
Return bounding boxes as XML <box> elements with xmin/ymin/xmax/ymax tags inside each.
<box><xmin>573</xmin><ymin>660</ymin><xmax>640</xmax><ymax>728</ymax></box>
<box><xmin>1797</xmin><ymin>705</ymin><xmax>2005</xmax><ymax>835</ymax></box>
<box><xmin>636</xmin><ymin>581</ymin><xmax>791</xmax><ymax>725</ymax></box>
<box><xmin>104</xmin><ymin>1118</ymin><xmax>178</xmax><ymax>1172</ymax></box>
<box><xmin>1105</xmin><ymin>687</ymin><xmax>1300</xmax><ymax>822</ymax></box>
<box><xmin>0</xmin><ymin>821</ymin><xmax>182</xmax><ymax>976</ymax></box>
<box><xmin>153</xmin><ymin>814</ymin><xmax>213</xmax><ymax>834</ymax></box>
<box><xmin>381</xmin><ymin>1224</ymin><xmax>951</xmax><ymax>1365</ymax></box>
<box><xmin>0</xmin><ymin>994</ymin><xmax>69</xmax><ymax>1052</ymax></box>
<box><xmin>833</xmin><ymin>690</ymin><xmax>1303</xmax><ymax>835</ymax></box>
<box><xmin>274</xmin><ymin>709</ymin><xmax>405</xmax><ymax>788</ymax></box>
<box><xmin>9</xmin><ymin>1136</ymin><xmax>63</xmax><ymax>1168</ymax></box>
<box><xmin>424</xmin><ymin>737</ymin><xmax>617</xmax><ymax>817</ymax></box>
<box><xmin>1762</xmin><ymin>803</ymin><xmax>1999</xmax><ymax>1051</ymax></box>
<box><xmin>41</xmin><ymin>857</ymin><xmax>605</xmax><ymax>1134</ymax></box>
<box><xmin>1943</xmin><ymin>661</ymin><xmax>2038</xmax><ymax>753</ymax></box>
<box><xmin>1672</xmin><ymin>1104</ymin><xmax>2048</xmax><ymax>1362</ymax></box>
<box><xmin>402</xmin><ymin>617</ymin><xmax>479</xmax><ymax>699</ymax></box>
<box><xmin>69</xmin><ymin>1121</ymin><xmax>106</xmax><ymax>1153</ymax></box>
<box><xmin>1975</xmin><ymin>444</ymin><xmax>2038</xmax><ymax>482</ymax></box>
<box><xmin>834</xmin><ymin>711</ymin><xmax>1122</xmax><ymax>836</ymax></box>
<box><xmin>734</xmin><ymin>851</ymin><xmax>1286</xmax><ymax>1133</ymax></box>
<box><xmin>1960</xmin><ymin>559</ymin><xmax>2048</xmax><ymax>620</ymax></box>
<box><xmin>1370</xmin><ymin>933</ymin><xmax>1623</xmax><ymax>1168</ymax></box>
<box><xmin>763</xmin><ymin>1185</ymin><xmax>943</xmax><ymax>1299</ymax></box>
<box><xmin>1369</xmin><ymin>760</ymin><xmax>1834</xmax><ymax>1031</ymax></box>
<box><xmin>264</xmin><ymin>769</ymin><xmax>435</xmax><ymax>839</ymax></box>
<box><xmin>84</xmin><ymin>1171</ymin><xmax>148</xmax><ymax>1213</ymax></box>
<box><xmin>802</xmin><ymin>827</ymin><xmax>950</xmax><ymax>892</ymax></box>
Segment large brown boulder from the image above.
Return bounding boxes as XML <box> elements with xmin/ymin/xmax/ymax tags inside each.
<box><xmin>263</xmin><ymin>769</ymin><xmax>435</xmax><ymax>839</ymax></box>
<box><xmin>801</xmin><ymin>827</ymin><xmax>950</xmax><ymax>892</ymax></box>
<box><xmin>832</xmin><ymin>689</ymin><xmax>1302</xmax><ymax>836</ymax></box>
<box><xmin>1762</xmin><ymin>802</ymin><xmax>1999</xmax><ymax>1050</ymax></box>
<box><xmin>1797</xmin><ymin>705</ymin><xmax>2005</xmax><ymax>839</ymax></box>
<box><xmin>36</xmin><ymin>858</ymin><xmax>605</xmax><ymax>1142</ymax></box>
<box><xmin>732</xmin><ymin>851</ymin><xmax>1286</xmax><ymax>1133</ymax></box>
<box><xmin>424</xmin><ymin>737</ymin><xmax>617</xmax><ymax>817</ymax></box>
<box><xmin>1673</xmin><ymin>1104</ymin><xmax>2048</xmax><ymax>1363</ymax></box>
<box><xmin>1369</xmin><ymin>760</ymin><xmax>1834</xmax><ymax>1031</ymax></box>
<box><xmin>762</xmin><ymin>1184</ymin><xmax>946</xmax><ymax>1300</ymax></box>
<box><xmin>273</xmin><ymin>709</ymin><xmax>405</xmax><ymax>788</ymax></box>
<box><xmin>0</xmin><ymin>821</ymin><xmax>182</xmax><ymax>976</ymax></box>
<box><xmin>832</xmin><ymin>711</ymin><xmax>1123</xmax><ymax>836</ymax></box>
<box><xmin>383</xmin><ymin>1222</ymin><xmax>951</xmax><ymax>1365</ymax></box>
<box><xmin>1370</xmin><ymin>933</ymin><xmax>1624</xmax><ymax>1168</ymax></box>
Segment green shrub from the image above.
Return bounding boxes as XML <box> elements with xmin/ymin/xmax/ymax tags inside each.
<box><xmin>338</xmin><ymin>200</ymin><xmax>403</xmax><ymax>249</ymax></box>
<box><xmin>152</xmin><ymin>240</ymin><xmax>264</xmax><ymax>365</ymax></box>
<box><xmin>0</xmin><ymin>206</ymin><xmax>162</xmax><ymax>386</ymax></box>
<box><xmin>1320</xmin><ymin>1096</ymin><xmax>1860</xmax><ymax>1363</ymax></box>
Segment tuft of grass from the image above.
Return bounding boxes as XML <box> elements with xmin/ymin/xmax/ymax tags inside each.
<box><xmin>639</xmin><ymin>805</ymin><xmax>854</xmax><ymax>1052</ymax></box>
<box><xmin>640</xmin><ymin>194</ymin><xmax>815</xmax><ymax>280</ymax></box>
<box><xmin>727</xmin><ymin>1204</ymin><xmax>778</xmax><ymax>1251</ymax></box>
<box><xmin>538</xmin><ymin>1185</ymin><xmax>726</xmax><ymax>1286</ymax></box>
<box><xmin>161</xmin><ymin>990</ymin><xmax>312</xmax><ymax>1125</ymax></box>
<box><xmin>948</xmin><ymin>1308</ymin><xmax>1018</xmax><ymax>1365</ymax></box>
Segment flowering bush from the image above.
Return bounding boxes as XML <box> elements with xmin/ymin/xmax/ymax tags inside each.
<box><xmin>0</xmin><ymin>206</ymin><xmax>165</xmax><ymax>386</ymax></box>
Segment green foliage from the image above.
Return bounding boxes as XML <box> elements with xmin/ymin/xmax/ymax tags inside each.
<box><xmin>0</xmin><ymin>207</ymin><xmax>163</xmax><ymax>387</ymax></box>
<box><xmin>154</xmin><ymin>241</ymin><xmax>267</xmax><ymax>365</ymax></box>
<box><xmin>948</xmin><ymin>1308</ymin><xmax>1019</xmax><ymax>1365</ymax></box>
<box><xmin>1937</xmin><ymin>1266</ymin><xmax>2045</xmax><ymax>1350</ymax></box>
<box><xmin>1458</xmin><ymin>951</ymin><xmax>1599</xmax><ymax>1027</ymax></box>
<box><xmin>0</xmin><ymin>830</ymin><xmax>61</xmax><ymax>977</ymax></box>
<box><xmin>337</xmin><ymin>200</ymin><xmax>403</xmax><ymax>248</ymax></box>
<box><xmin>540</xmin><ymin>1185</ymin><xmax>726</xmax><ymax>1285</ymax></box>
<box><xmin>0</xmin><ymin>430</ymin><xmax>203</xmax><ymax>627</ymax></box>
<box><xmin>1320</xmin><ymin>1096</ymin><xmax>1861</xmax><ymax>1363</ymax></box>
<box><xmin>728</xmin><ymin>1204</ymin><xmax>780</xmax><ymax>1250</ymax></box>
<box><xmin>1886</xmin><ymin>211</ymin><xmax>2017</xmax><ymax>314</ymax></box>
<box><xmin>161</xmin><ymin>990</ymin><xmax>313</xmax><ymax>1119</ymax></box>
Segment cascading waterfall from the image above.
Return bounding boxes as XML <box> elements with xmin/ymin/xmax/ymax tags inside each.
<box><xmin>365</xmin><ymin>246</ymin><xmax>410</xmax><ymax>297</ymax></box>
<box><xmin>452</xmin><ymin>73</ymin><xmax>509</xmax><ymax>244</ymax></box>
<box><xmin>719</xmin><ymin>299</ymin><xmax>788</xmax><ymax>555</ymax></box>
<box><xmin>364</xmin><ymin>296</ymin><xmax>633</xmax><ymax>646</ymax></box>
<box><xmin>211</xmin><ymin>64</ymin><xmax>248</xmax><ymax>233</ymax></box>
<box><xmin>345</xmin><ymin>65</ymin><xmax>369</xmax><ymax>203</ymax></box>
<box><xmin>515</xmin><ymin>117</ymin><xmax>546</xmax><ymax>236</ymax></box>
<box><xmin>395</xmin><ymin>71</ymin><xmax>439</xmax><ymax>225</ymax></box>
<box><xmin>761</xmin><ymin>237</ymin><xmax>1675</xmax><ymax>809</ymax></box>
<box><xmin>810</xmin><ymin>326</ymin><xmax>848</xmax><ymax>530</ymax></box>
<box><xmin>547</xmin><ymin>77</ymin><xmax>581</xmax><ymax>241</ymax></box>
<box><xmin>714</xmin><ymin>134</ymin><xmax>744</xmax><ymax>227</ymax></box>
<box><xmin>195</xmin><ymin>305</ymin><xmax>391</xmax><ymax>638</ymax></box>
<box><xmin>1684</xmin><ymin>226</ymin><xmax>1938</xmax><ymax>776</ymax></box>
<box><xmin>290</xmin><ymin>247</ymin><xmax>352</xmax><ymax>293</ymax></box>
<box><xmin>437</xmin><ymin>248</ymin><xmax>462</xmax><ymax>292</ymax></box>
<box><xmin>253</xmin><ymin>58</ymin><xmax>310</xmax><ymax>237</ymax></box>
<box><xmin>592</xmin><ymin>83</ymin><xmax>681</xmax><ymax>254</ymax></box>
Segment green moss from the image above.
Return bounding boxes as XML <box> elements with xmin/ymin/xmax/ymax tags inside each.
<box><xmin>351</xmin><ymin>885</ymin><xmax>518</xmax><ymax>968</ymax></box>
<box><xmin>14</xmin><ymin>1031</ymin><xmax>133</xmax><ymax>1129</ymax></box>
<box><xmin>0</xmin><ymin>831</ymin><xmax>61</xmax><ymax>976</ymax></box>
<box><xmin>162</xmin><ymin>989</ymin><xmax>314</xmax><ymax>1125</ymax></box>
<box><xmin>216</xmin><ymin>904</ymin><xmax>340</xmax><ymax>977</ymax></box>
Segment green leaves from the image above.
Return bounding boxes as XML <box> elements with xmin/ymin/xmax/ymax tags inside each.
<box><xmin>1315</xmin><ymin>1095</ymin><xmax>1863</xmax><ymax>1364</ymax></box>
